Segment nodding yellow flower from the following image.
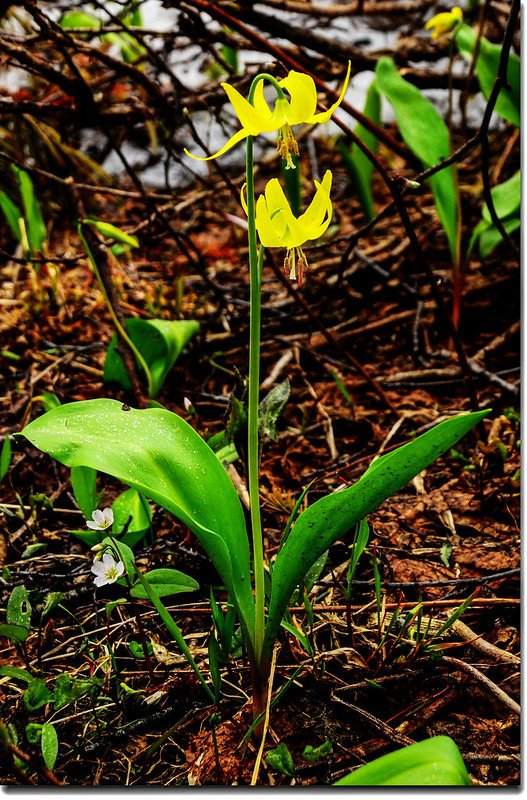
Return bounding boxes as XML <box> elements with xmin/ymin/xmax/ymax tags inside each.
<box><xmin>185</xmin><ymin>65</ymin><xmax>351</xmax><ymax>168</ymax></box>
<box><xmin>425</xmin><ymin>7</ymin><xmax>463</xmax><ymax>39</ymax></box>
<box><xmin>242</xmin><ymin>170</ymin><xmax>333</xmax><ymax>287</ymax></box>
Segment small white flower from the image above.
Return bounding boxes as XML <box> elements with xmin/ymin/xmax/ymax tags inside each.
<box><xmin>86</xmin><ymin>508</ymin><xmax>114</xmax><ymax>531</ymax></box>
<box><xmin>91</xmin><ymin>552</ymin><xmax>125</xmax><ymax>588</ymax></box>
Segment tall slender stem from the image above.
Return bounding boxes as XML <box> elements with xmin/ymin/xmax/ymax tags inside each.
<box><xmin>245</xmin><ymin>74</ymin><xmax>286</xmax><ymax>664</ymax></box>
<box><xmin>246</xmin><ymin>134</ymin><xmax>265</xmax><ymax>661</ymax></box>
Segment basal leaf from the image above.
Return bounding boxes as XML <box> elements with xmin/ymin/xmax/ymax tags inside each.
<box><xmin>21</xmin><ymin>399</ymin><xmax>255</xmax><ymax>647</ymax></box>
<box><xmin>12</xmin><ymin>166</ymin><xmax>46</xmax><ymax>254</ymax></box>
<box><xmin>112</xmin><ymin>487</ymin><xmax>152</xmax><ymax>548</ymax></box>
<box><xmin>263</xmin><ymin>410</ymin><xmax>486</xmax><ymax>659</ymax></box>
<box><xmin>455</xmin><ymin>24</ymin><xmax>520</xmax><ymax>128</ymax></box>
<box><xmin>104</xmin><ymin>318</ymin><xmax>199</xmax><ymax>398</ymax></box>
<box><xmin>71</xmin><ymin>465</ymin><xmax>98</xmax><ymax>518</ymax></box>
<box><xmin>334</xmin><ymin>736</ymin><xmax>471</xmax><ymax>785</ymax></box>
<box><xmin>375</xmin><ymin>57</ymin><xmax>459</xmax><ymax>262</ymax></box>
<box><xmin>481</xmin><ymin>170</ymin><xmax>520</xmax><ymax>223</ymax></box>
<box><xmin>338</xmin><ymin>78</ymin><xmax>381</xmax><ymax>221</ymax></box>
<box><xmin>0</xmin><ymin>191</ymin><xmax>22</xmax><ymax>241</ymax></box>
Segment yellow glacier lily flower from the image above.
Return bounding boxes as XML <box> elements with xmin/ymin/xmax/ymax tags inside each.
<box><xmin>243</xmin><ymin>170</ymin><xmax>333</xmax><ymax>286</ymax></box>
<box><xmin>186</xmin><ymin>65</ymin><xmax>351</xmax><ymax>169</ymax></box>
<box><xmin>425</xmin><ymin>7</ymin><xmax>463</xmax><ymax>39</ymax></box>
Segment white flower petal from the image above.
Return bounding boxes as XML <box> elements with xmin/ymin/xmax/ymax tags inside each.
<box><xmin>93</xmin><ymin>574</ymin><xmax>108</xmax><ymax>587</ymax></box>
<box><xmin>86</xmin><ymin>521</ymin><xmax>100</xmax><ymax>530</ymax></box>
<box><xmin>91</xmin><ymin>561</ymin><xmax>106</xmax><ymax>575</ymax></box>
<box><xmin>115</xmin><ymin>562</ymin><xmax>125</xmax><ymax>578</ymax></box>
<box><xmin>92</xmin><ymin>510</ymin><xmax>104</xmax><ymax>524</ymax></box>
<box><xmin>102</xmin><ymin>552</ymin><xmax>116</xmax><ymax>568</ymax></box>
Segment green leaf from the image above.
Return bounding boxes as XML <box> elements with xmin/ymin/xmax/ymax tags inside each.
<box><xmin>25</xmin><ymin>723</ymin><xmax>43</xmax><ymax>745</ymax></box>
<box><xmin>338</xmin><ymin>78</ymin><xmax>381</xmax><ymax>221</ymax></box>
<box><xmin>0</xmin><ymin>191</ymin><xmax>22</xmax><ymax>241</ymax></box>
<box><xmin>112</xmin><ymin>487</ymin><xmax>152</xmax><ymax>549</ymax></box>
<box><xmin>334</xmin><ymin>736</ymin><xmax>471</xmax><ymax>785</ymax></box>
<box><xmin>347</xmin><ymin>518</ymin><xmax>370</xmax><ymax>588</ymax></box>
<box><xmin>130</xmin><ymin>568</ymin><xmax>199</xmax><ymax>599</ymax></box>
<box><xmin>0</xmin><ymin>623</ymin><xmax>29</xmax><ymax>644</ymax></box>
<box><xmin>7</xmin><ymin>585</ymin><xmax>31</xmax><ymax>628</ymax></box>
<box><xmin>375</xmin><ymin>57</ymin><xmax>459</xmax><ymax>262</ymax></box>
<box><xmin>0</xmin><ymin>665</ymin><xmax>33</xmax><ymax>683</ymax></box>
<box><xmin>71</xmin><ymin>465</ymin><xmax>98</xmax><ymax>519</ymax></box>
<box><xmin>103</xmin><ymin>318</ymin><xmax>199</xmax><ymax>398</ymax></box>
<box><xmin>481</xmin><ymin>170</ymin><xmax>520</xmax><ymax>223</ymax></box>
<box><xmin>128</xmin><ymin>639</ymin><xmax>153</xmax><ymax>659</ymax></box>
<box><xmin>478</xmin><ymin>214</ymin><xmax>520</xmax><ymax>258</ymax></box>
<box><xmin>82</xmin><ymin>219</ymin><xmax>138</xmax><ymax>248</ymax></box>
<box><xmin>455</xmin><ymin>24</ymin><xmax>520</xmax><ymax>128</ymax></box>
<box><xmin>302</xmin><ymin>740</ymin><xmax>332</xmax><ymax>763</ymax></box>
<box><xmin>24</xmin><ymin>679</ymin><xmax>52</xmax><ymax>712</ymax></box>
<box><xmin>37</xmin><ymin>392</ymin><xmax>61</xmax><ymax>412</ymax></box>
<box><xmin>259</xmin><ymin>378</ymin><xmax>290</xmax><ymax>441</ymax></box>
<box><xmin>41</xmin><ymin>592</ymin><xmax>63</xmax><ymax>618</ymax></box>
<box><xmin>12</xmin><ymin>166</ymin><xmax>46</xmax><ymax>254</ymax></box>
<box><xmin>266</xmin><ymin>742</ymin><xmax>295</xmax><ymax>777</ymax></box>
<box><xmin>21</xmin><ymin>398</ymin><xmax>255</xmax><ymax>649</ymax></box>
<box><xmin>41</xmin><ymin>723</ymin><xmax>59</xmax><ymax>771</ymax></box>
<box><xmin>21</xmin><ymin>543</ymin><xmax>48</xmax><ymax>559</ymax></box>
<box><xmin>0</xmin><ymin>436</ymin><xmax>12</xmax><ymax>481</ymax></box>
<box><xmin>52</xmin><ymin>674</ymin><xmax>102</xmax><ymax>710</ymax></box>
<box><xmin>208</xmin><ymin>634</ymin><xmax>222</xmax><ymax>703</ymax></box>
<box><xmin>263</xmin><ymin>410</ymin><xmax>487</xmax><ymax>660</ymax></box>
<box><xmin>59</xmin><ymin>11</ymin><xmax>101</xmax><ymax>30</ymax></box>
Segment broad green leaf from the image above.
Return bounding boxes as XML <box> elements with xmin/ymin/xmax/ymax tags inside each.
<box><xmin>0</xmin><ymin>623</ymin><xmax>29</xmax><ymax>644</ymax></box>
<box><xmin>302</xmin><ymin>740</ymin><xmax>332</xmax><ymax>763</ymax></box>
<box><xmin>338</xmin><ymin>78</ymin><xmax>381</xmax><ymax>221</ymax></box>
<box><xmin>478</xmin><ymin>214</ymin><xmax>520</xmax><ymax>258</ymax></box>
<box><xmin>266</xmin><ymin>742</ymin><xmax>295</xmax><ymax>777</ymax></box>
<box><xmin>0</xmin><ymin>665</ymin><xmax>33</xmax><ymax>683</ymax></box>
<box><xmin>41</xmin><ymin>592</ymin><xmax>63</xmax><ymax>618</ymax></box>
<box><xmin>375</xmin><ymin>57</ymin><xmax>459</xmax><ymax>262</ymax></box>
<box><xmin>71</xmin><ymin>465</ymin><xmax>98</xmax><ymax>518</ymax></box>
<box><xmin>0</xmin><ymin>191</ymin><xmax>22</xmax><ymax>241</ymax></box>
<box><xmin>12</xmin><ymin>166</ymin><xmax>46</xmax><ymax>254</ymax></box>
<box><xmin>334</xmin><ymin>736</ymin><xmax>471</xmax><ymax>785</ymax></box>
<box><xmin>469</xmin><ymin>213</ymin><xmax>521</xmax><ymax>259</ymax></box>
<box><xmin>104</xmin><ymin>318</ymin><xmax>199</xmax><ymax>398</ymax></box>
<box><xmin>52</xmin><ymin>674</ymin><xmax>102</xmax><ymax>710</ymax></box>
<box><xmin>59</xmin><ymin>11</ymin><xmax>101</xmax><ymax>30</ymax></box>
<box><xmin>0</xmin><ymin>436</ymin><xmax>12</xmax><ymax>481</ymax></box>
<box><xmin>7</xmin><ymin>585</ymin><xmax>31</xmax><ymax>628</ymax></box>
<box><xmin>21</xmin><ymin>399</ymin><xmax>255</xmax><ymax>648</ymax></box>
<box><xmin>130</xmin><ymin>568</ymin><xmax>199</xmax><ymax>599</ymax></box>
<box><xmin>21</xmin><ymin>543</ymin><xmax>47</xmax><ymax>559</ymax></box>
<box><xmin>455</xmin><ymin>24</ymin><xmax>520</xmax><ymax>128</ymax></box>
<box><xmin>481</xmin><ymin>170</ymin><xmax>520</xmax><ymax>223</ymax></box>
<box><xmin>24</xmin><ymin>679</ymin><xmax>52</xmax><ymax>712</ymax></box>
<box><xmin>82</xmin><ymin>219</ymin><xmax>139</xmax><ymax>248</ymax></box>
<box><xmin>41</xmin><ymin>723</ymin><xmax>59</xmax><ymax>771</ymax></box>
<box><xmin>263</xmin><ymin>410</ymin><xmax>486</xmax><ymax>659</ymax></box>
<box><xmin>112</xmin><ymin>487</ymin><xmax>152</xmax><ymax>549</ymax></box>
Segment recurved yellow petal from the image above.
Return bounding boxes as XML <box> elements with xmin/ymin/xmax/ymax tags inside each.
<box><xmin>280</xmin><ymin>71</ymin><xmax>318</xmax><ymax>125</ymax></box>
<box><xmin>299</xmin><ymin>170</ymin><xmax>332</xmax><ymax>230</ymax></box>
<box><xmin>222</xmin><ymin>81</ymin><xmax>271</xmax><ymax>134</ymax></box>
<box><xmin>184</xmin><ymin>127</ymin><xmax>250</xmax><ymax>162</ymax></box>
<box><xmin>308</xmin><ymin>61</ymin><xmax>351</xmax><ymax>124</ymax></box>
